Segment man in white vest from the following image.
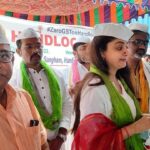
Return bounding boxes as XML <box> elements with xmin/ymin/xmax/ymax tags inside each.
<box><xmin>10</xmin><ymin>28</ymin><xmax>72</xmax><ymax>150</ymax></box>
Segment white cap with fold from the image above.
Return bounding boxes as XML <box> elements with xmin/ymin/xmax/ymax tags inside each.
<box><xmin>16</xmin><ymin>28</ymin><xmax>40</xmax><ymax>41</ymax></box>
<box><xmin>93</xmin><ymin>23</ymin><xmax>133</xmax><ymax>41</ymax></box>
<box><xmin>128</xmin><ymin>23</ymin><xmax>149</xmax><ymax>34</ymax></box>
<box><xmin>75</xmin><ymin>36</ymin><xmax>91</xmax><ymax>44</ymax></box>
<box><xmin>0</xmin><ymin>25</ymin><xmax>9</xmax><ymax>44</ymax></box>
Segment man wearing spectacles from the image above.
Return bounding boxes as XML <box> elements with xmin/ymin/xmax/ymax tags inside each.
<box><xmin>9</xmin><ymin>28</ymin><xmax>72</xmax><ymax>150</ymax></box>
<box><xmin>0</xmin><ymin>25</ymin><xmax>49</xmax><ymax>149</ymax></box>
<box><xmin>127</xmin><ymin>23</ymin><xmax>150</xmax><ymax>113</ymax></box>
<box><xmin>0</xmin><ymin>50</ymin><xmax>14</xmax><ymax>63</ymax></box>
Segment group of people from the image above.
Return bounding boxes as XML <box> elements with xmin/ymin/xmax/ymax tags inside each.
<box><xmin>71</xmin><ymin>23</ymin><xmax>150</xmax><ymax>150</ymax></box>
<box><xmin>0</xmin><ymin>21</ymin><xmax>150</xmax><ymax>150</ymax></box>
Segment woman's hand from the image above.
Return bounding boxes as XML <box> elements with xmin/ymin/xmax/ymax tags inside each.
<box><xmin>124</xmin><ymin>114</ymin><xmax>150</xmax><ymax>138</ymax></box>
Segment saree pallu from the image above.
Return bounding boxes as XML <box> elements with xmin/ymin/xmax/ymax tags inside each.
<box><xmin>72</xmin><ymin>113</ymin><xmax>126</xmax><ymax>150</ymax></box>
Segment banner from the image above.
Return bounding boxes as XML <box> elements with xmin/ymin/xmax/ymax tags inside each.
<box><xmin>0</xmin><ymin>15</ymin><xmax>93</xmax><ymax>70</ymax></box>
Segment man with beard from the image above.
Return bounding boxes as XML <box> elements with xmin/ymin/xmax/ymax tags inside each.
<box><xmin>10</xmin><ymin>28</ymin><xmax>72</xmax><ymax>150</ymax></box>
<box><xmin>0</xmin><ymin>25</ymin><xmax>49</xmax><ymax>149</ymax></box>
<box><xmin>68</xmin><ymin>37</ymin><xmax>91</xmax><ymax>96</ymax></box>
<box><xmin>127</xmin><ymin>23</ymin><xmax>150</xmax><ymax>113</ymax></box>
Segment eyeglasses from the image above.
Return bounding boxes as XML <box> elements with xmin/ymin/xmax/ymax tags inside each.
<box><xmin>0</xmin><ymin>50</ymin><xmax>14</xmax><ymax>63</ymax></box>
<box><xmin>23</xmin><ymin>44</ymin><xmax>43</xmax><ymax>51</ymax></box>
<box><xmin>128</xmin><ymin>39</ymin><xmax>149</xmax><ymax>47</ymax></box>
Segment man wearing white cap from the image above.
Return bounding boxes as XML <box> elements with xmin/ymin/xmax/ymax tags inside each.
<box><xmin>64</xmin><ymin>36</ymin><xmax>91</xmax><ymax>150</ymax></box>
<box><xmin>68</xmin><ymin>36</ymin><xmax>91</xmax><ymax>96</ymax></box>
<box><xmin>9</xmin><ymin>28</ymin><xmax>72</xmax><ymax>150</ymax></box>
<box><xmin>127</xmin><ymin>23</ymin><xmax>150</xmax><ymax>113</ymax></box>
<box><xmin>0</xmin><ymin>25</ymin><xmax>49</xmax><ymax>149</ymax></box>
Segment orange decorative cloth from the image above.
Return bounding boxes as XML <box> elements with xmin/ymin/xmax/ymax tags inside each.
<box><xmin>130</xmin><ymin>61</ymin><xmax>149</xmax><ymax>113</ymax></box>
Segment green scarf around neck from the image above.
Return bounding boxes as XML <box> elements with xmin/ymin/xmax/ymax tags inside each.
<box><xmin>21</xmin><ymin>60</ymin><xmax>62</xmax><ymax>130</ymax></box>
<box><xmin>90</xmin><ymin>65</ymin><xmax>144</xmax><ymax>150</ymax></box>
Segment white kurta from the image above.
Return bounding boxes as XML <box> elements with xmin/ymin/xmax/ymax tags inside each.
<box><xmin>64</xmin><ymin>62</ymin><xmax>89</xmax><ymax>88</ymax></box>
<box><xmin>9</xmin><ymin>66</ymin><xmax>73</xmax><ymax>142</ymax></box>
<box><xmin>76</xmin><ymin>62</ymin><xmax>89</xmax><ymax>82</ymax></box>
<box><xmin>80</xmin><ymin>78</ymin><xmax>136</xmax><ymax>121</ymax></box>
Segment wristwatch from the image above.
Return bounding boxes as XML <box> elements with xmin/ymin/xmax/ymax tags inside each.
<box><xmin>57</xmin><ymin>133</ymin><xmax>67</xmax><ymax>142</ymax></box>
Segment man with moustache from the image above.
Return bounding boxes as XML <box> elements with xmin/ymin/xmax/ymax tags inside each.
<box><xmin>0</xmin><ymin>25</ymin><xmax>49</xmax><ymax>149</ymax></box>
<box><xmin>127</xmin><ymin>23</ymin><xmax>150</xmax><ymax>113</ymax></box>
<box><xmin>10</xmin><ymin>28</ymin><xmax>72</xmax><ymax>150</ymax></box>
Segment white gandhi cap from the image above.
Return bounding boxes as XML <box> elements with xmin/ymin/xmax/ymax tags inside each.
<box><xmin>0</xmin><ymin>24</ymin><xmax>9</xmax><ymax>44</ymax></box>
<box><xmin>75</xmin><ymin>36</ymin><xmax>91</xmax><ymax>44</ymax></box>
<box><xmin>93</xmin><ymin>23</ymin><xmax>133</xmax><ymax>41</ymax></box>
<box><xmin>16</xmin><ymin>28</ymin><xmax>40</xmax><ymax>41</ymax></box>
<box><xmin>128</xmin><ymin>23</ymin><xmax>149</xmax><ymax>34</ymax></box>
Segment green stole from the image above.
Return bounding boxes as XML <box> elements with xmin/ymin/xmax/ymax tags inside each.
<box><xmin>90</xmin><ymin>65</ymin><xmax>144</xmax><ymax>150</ymax></box>
<box><xmin>21</xmin><ymin>60</ymin><xmax>62</xmax><ymax>130</ymax></box>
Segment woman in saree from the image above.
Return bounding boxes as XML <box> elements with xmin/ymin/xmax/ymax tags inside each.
<box><xmin>71</xmin><ymin>23</ymin><xmax>150</xmax><ymax>150</ymax></box>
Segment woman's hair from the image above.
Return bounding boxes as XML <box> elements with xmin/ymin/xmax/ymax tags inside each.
<box><xmin>73</xmin><ymin>42</ymin><xmax>86</xmax><ymax>51</ymax></box>
<box><xmin>72</xmin><ymin>36</ymin><xmax>134</xmax><ymax>134</ymax></box>
<box><xmin>90</xmin><ymin>36</ymin><xmax>115</xmax><ymax>74</ymax></box>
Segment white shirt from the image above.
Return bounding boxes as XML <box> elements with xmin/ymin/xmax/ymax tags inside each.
<box><xmin>65</xmin><ymin>62</ymin><xmax>88</xmax><ymax>88</ymax></box>
<box><xmin>9</xmin><ymin>66</ymin><xmax>73</xmax><ymax>140</ymax></box>
<box><xmin>80</xmin><ymin>78</ymin><xmax>136</xmax><ymax>121</ymax></box>
<box><xmin>77</xmin><ymin>62</ymin><xmax>89</xmax><ymax>81</ymax></box>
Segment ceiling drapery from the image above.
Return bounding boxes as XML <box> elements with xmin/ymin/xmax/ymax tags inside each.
<box><xmin>0</xmin><ymin>0</ymin><xmax>99</xmax><ymax>16</ymax></box>
<box><xmin>92</xmin><ymin>0</ymin><xmax>150</xmax><ymax>7</ymax></box>
<box><xmin>0</xmin><ymin>0</ymin><xmax>149</xmax><ymax>26</ymax></box>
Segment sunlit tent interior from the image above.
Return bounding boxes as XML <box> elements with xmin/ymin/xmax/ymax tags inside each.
<box><xmin>0</xmin><ymin>1</ymin><xmax>150</xmax><ymax>150</ymax></box>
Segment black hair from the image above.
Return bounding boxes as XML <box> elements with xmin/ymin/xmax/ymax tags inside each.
<box><xmin>16</xmin><ymin>40</ymin><xmax>22</xmax><ymax>49</ymax></box>
<box><xmin>73</xmin><ymin>42</ymin><xmax>86</xmax><ymax>51</ymax></box>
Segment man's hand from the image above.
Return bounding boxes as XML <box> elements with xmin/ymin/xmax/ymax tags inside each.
<box><xmin>48</xmin><ymin>136</ymin><xmax>64</xmax><ymax>150</ymax></box>
<box><xmin>42</xmin><ymin>142</ymin><xmax>49</xmax><ymax>150</ymax></box>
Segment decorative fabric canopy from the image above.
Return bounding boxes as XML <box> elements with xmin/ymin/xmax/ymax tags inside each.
<box><xmin>92</xmin><ymin>0</ymin><xmax>150</xmax><ymax>6</ymax></box>
<box><xmin>0</xmin><ymin>0</ymin><xmax>149</xmax><ymax>27</ymax></box>
<box><xmin>0</xmin><ymin>0</ymin><xmax>99</xmax><ymax>16</ymax></box>
<box><xmin>125</xmin><ymin>14</ymin><xmax>150</xmax><ymax>32</ymax></box>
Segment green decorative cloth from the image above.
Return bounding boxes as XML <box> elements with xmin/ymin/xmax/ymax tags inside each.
<box><xmin>90</xmin><ymin>65</ymin><xmax>144</xmax><ymax>150</ymax></box>
<box><xmin>21</xmin><ymin>60</ymin><xmax>62</xmax><ymax>130</ymax></box>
